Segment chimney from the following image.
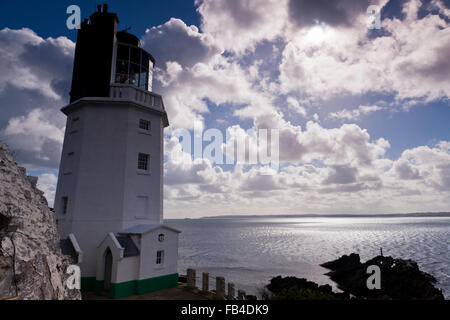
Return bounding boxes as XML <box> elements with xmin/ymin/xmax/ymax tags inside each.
<box><xmin>97</xmin><ymin>5</ymin><xmax>101</xmax><ymax>13</ymax></box>
<box><xmin>103</xmin><ymin>4</ymin><xmax>108</xmax><ymax>13</ymax></box>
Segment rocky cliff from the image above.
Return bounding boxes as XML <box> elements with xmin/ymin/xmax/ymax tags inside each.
<box><xmin>0</xmin><ymin>143</ymin><xmax>81</xmax><ymax>300</ymax></box>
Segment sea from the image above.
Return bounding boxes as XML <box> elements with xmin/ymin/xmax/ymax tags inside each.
<box><xmin>166</xmin><ymin>216</ymin><xmax>450</xmax><ymax>299</ymax></box>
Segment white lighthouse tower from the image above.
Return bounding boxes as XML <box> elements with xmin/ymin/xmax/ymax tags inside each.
<box><xmin>54</xmin><ymin>4</ymin><xmax>180</xmax><ymax>299</ymax></box>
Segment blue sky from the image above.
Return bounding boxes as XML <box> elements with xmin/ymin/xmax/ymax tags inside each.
<box><xmin>0</xmin><ymin>0</ymin><xmax>201</xmax><ymax>41</ymax></box>
<box><xmin>0</xmin><ymin>0</ymin><xmax>449</xmax><ymax>217</ymax></box>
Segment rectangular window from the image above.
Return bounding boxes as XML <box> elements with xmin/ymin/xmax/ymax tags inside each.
<box><xmin>136</xmin><ymin>196</ymin><xmax>148</xmax><ymax>218</ymax></box>
<box><xmin>138</xmin><ymin>153</ymin><xmax>149</xmax><ymax>171</ymax></box>
<box><xmin>129</xmin><ymin>62</ymin><xmax>140</xmax><ymax>86</ymax></box>
<box><xmin>139</xmin><ymin>119</ymin><xmax>151</xmax><ymax>131</ymax></box>
<box><xmin>156</xmin><ymin>250</ymin><xmax>164</xmax><ymax>265</ymax></box>
<box><xmin>64</xmin><ymin>152</ymin><xmax>74</xmax><ymax>174</ymax></box>
<box><xmin>62</xmin><ymin>197</ymin><xmax>68</xmax><ymax>214</ymax></box>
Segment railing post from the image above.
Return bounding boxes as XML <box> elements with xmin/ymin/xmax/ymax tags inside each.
<box><xmin>202</xmin><ymin>272</ymin><xmax>209</xmax><ymax>292</ymax></box>
<box><xmin>216</xmin><ymin>276</ymin><xmax>225</xmax><ymax>300</ymax></box>
<box><xmin>187</xmin><ymin>268</ymin><xmax>196</xmax><ymax>289</ymax></box>
<box><xmin>227</xmin><ymin>283</ymin><xmax>235</xmax><ymax>300</ymax></box>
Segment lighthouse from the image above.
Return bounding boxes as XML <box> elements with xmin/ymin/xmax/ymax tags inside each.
<box><xmin>54</xmin><ymin>4</ymin><xmax>180</xmax><ymax>299</ymax></box>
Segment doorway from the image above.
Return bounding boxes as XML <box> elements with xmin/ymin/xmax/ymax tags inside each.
<box><xmin>104</xmin><ymin>248</ymin><xmax>112</xmax><ymax>291</ymax></box>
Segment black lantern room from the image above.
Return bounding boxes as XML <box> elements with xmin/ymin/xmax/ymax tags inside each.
<box><xmin>69</xmin><ymin>4</ymin><xmax>155</xmax><ymax>103</ymax></box>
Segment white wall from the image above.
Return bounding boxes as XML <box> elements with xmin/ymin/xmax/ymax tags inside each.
<box><xmin>122</xmin><ymin>107</ymin><xmax>164</xmax><ymax>227</ymax></box>
<box><xmin>116</xmin><ymin>256</ymin><xmax>140</xmax><ymax>283</ymax></box>
<box><xmin>139</xmin><ymin>227</ymin><xmax>179</xmax><ymax>280</ymax></box>
<box><xmin>55</xmin><ymin>99</ymin><xmax>166</xmax><ymax>277</ymax></box>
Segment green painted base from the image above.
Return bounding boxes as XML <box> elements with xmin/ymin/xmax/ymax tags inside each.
<box><xmin>82</xmin><ymin>273</ymin><xmax>178</xmax><ymax>299</ymax></box>
<box><xmin>94</xmin><ymin>280</ymin><xmax>104</xmax><ymax>295</ymax></box>
<box><xmin>110</xmin><ymin>273</ymin><xmax>179</xmax><ymax>299</ymax></box>
<box><xmin>81</xmin><ymin>277</ymin><xmax>96</xmax><ymax>292</ymax></box>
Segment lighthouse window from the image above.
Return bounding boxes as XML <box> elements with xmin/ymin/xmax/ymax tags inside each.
<box><xmin>138</xmin><ymin>153</ymin><xmax>149</xmax><ymax>171</ymax></box>
<box><xmin>141</xmin><ymin>52</ymin><xmax>150</xmax><ymax>69</ymax></box>
<box><xmin>139</xmin><ymin>68</ymin><xmax>148</xmax><ymax>90</ymax></box>
<box><xmin>139</xmin><ymin>119</ymin><xmax>151</xmax><ymax>131</ymax></box>
<box><xmin>131</xmin><ymin>47</ymin><xmax>141</xmax><ymax>64</ymax></box>
<box><xmin>156</xmin><ymin>250</ymin><xmax>164</xmax><ymax>265</ymax></box>
<box><xmin>115</xmin><ymin>43</ymin><xmax>152</xmax><ymax>91</ymax></box>
<box><xmin>62</xmin><ymin>197</ymin><xmax>68</xmax><ymax>214</ymax></box>
<box><xmin>116</xmin><ymin>59</ymin><xmax>129</xmax><ymax>75</ymax></box>
<box><xmin>129</xmin><ymin>63</ymin><xmax>140</xmax><ymax>86</ymax></box>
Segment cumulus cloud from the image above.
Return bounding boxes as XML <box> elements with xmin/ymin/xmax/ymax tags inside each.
<box><xmin>1</xmin><ymin>108</ymin><xmax>65</xmax><ymax>169</ymax></box>
<box><xmin>394</xmin><ymin>159</ymin><xmax>422</xmax><ymax>180</ymax></box>
<box><xmin>0</xmin><ymin>28</ymin><xmax>73</xmax><ymax>169</ymax></box>
<box><xmin>36</xmin><ymin>173</ymin><xmax>58</xmax><ymax>207</ymax></box>
<box><xmin>2</xmin><ymin>1</ymin><xmax>449</xmax><ymax>216</ymax></box>
<box><xmin>254</xmin><ymin>113</ymin><xmax>390</xmax><ymax>166</ymax></box>
<box><xmin>278</xmin><ymin>0</ymin><xmax>450</xmax><ymax>103</ymax></box>
<box><xmin>286</xmin><ymin>96</ymin><xmax>307</xmax><ymax>117</ymax></box>
<box><xmin>323</xmin><ymin>165</ymin><xmax>358</xmax><ymax>184</ymax></box>
<box><xmin>196</xmin><ymin>0</ymin><xmax>288</xmax><ymax>53</ymax></box>
<box><xmin>141</xmin><ymin>18</ymin><xmax>220</xmax><ymax>69</ymax></box>
<box><xmin>287</xmin><ymin>0</ymin><xmax>374</xmax><ymax>27</ymax></box>
<box><xmin>164</xmin><ymin>134</ymin><xmax>450</xmax><ymax>217</ymax></box>
<box><xmin>0</xmin><ymin>28</ymin><xmax>74</xmax><ymax>100</ymax></box>
<box><xmin>390</xmin><ymin>142</ymin><xmax>450</xmax><ymax>191</ymax></box>
<box><xmin>329</xmin><ymin>105</ymin><xmax>385</xmax><ymax>120</ymax></box>
<box><xmin>155</xmin><ymin>54</ymin><xmax>271</xmax><ymax>129</ymax></box>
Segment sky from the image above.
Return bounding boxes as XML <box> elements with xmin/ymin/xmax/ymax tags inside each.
<box><xmin>0</xmin><ymin>0</ymin><xmax>449</xmax><ymax>218</ymax></box>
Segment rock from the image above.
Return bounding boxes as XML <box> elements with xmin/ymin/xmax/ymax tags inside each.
<box><xmin>320</xmin><ymin>253</ymin><xmax>360</xmax><ymax>271</ymax></box>
<box><xmin>321</xmin><ymin>253</ymin><xmax>444</xmax><ymax>300</ymax></box>
<box><xmin>26</xmin><ymin>176</ymin><xmax>38</xmax><ymax>189</ymax></box>
<box><xmin>0</xmin><ymin>143</ymin><xmax>81</xmax><ymax>300</ymax></box>
<box><xmin>266</xmin><ymin>252</ymin><xmax>444</xmax><ymax>300</ymax></box>
<box><xmin>265</xmin><ymin>276</ymin><xmax>349</xmax><ymax>300</ymax></box>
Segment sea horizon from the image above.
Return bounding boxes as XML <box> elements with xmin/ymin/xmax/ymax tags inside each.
<box><xmin>189</xmin><ymin>212</ymin><xmax>450</xmax><ymax>220</ymax></box>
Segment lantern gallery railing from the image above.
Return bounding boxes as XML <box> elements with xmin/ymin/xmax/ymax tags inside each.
<box><xmin>109</xmin><ymin>84</ymin><xmax>163</xmax><ymax>111</ymax></box>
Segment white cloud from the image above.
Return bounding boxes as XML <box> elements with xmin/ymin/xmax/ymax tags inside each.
<box><xmin>253</xmin><ymin>113</ymin><xmax>390</xmax><ymax>166</ymax></box>
<box><xmin>141</xmin><ymin>18</ymin><xmax>221</xmax><ymax>68</ymax></box>
<box><xmin>389</xmin><ymin>142</ymin><xmax>450</xmax><ymax>191</ymax></box>
<box><xmin>278</xmin><ymin>0</ymin><xmax>450</xmax><ymax>103</ymax></box>
<box><xmin>164</xmin><ymin>135</ymin><xmax>450</xmax><ymax>217</ymax></box>
<box><xmin>155</xmin><ymin>54</ymin><xmax>272</xmax><ymax>129</ymax></box>
<box><xmin>329</xmin><ymin>105</ymin><xmax>385</xmax><ymax>120</ymax></box>
<box><xmin>1</xmin><ymin>108</ymin><xmax>64</xmax><ymax>168</ymax></box>
<box><xmin>286</xmin><ymin>96</ymin><xmax>307</xmax><ymax>117</ymax></box>
<box><xmin>0</xmin><ymin>28</ymin><xmax>74</xmax><ymax>100</ymax></box>
<box><xmin>196</xmin><ymin>0</ymin><xmax>288</xmax><ymax>53</ymax></box>
<box><xmin>0</xmin><ymin>28</ymin><xmax>73</xmax><ymax>169</ymax></box>
<box><xmin>2</xmin><ymin>2</ymin><xmax>449</xmax><ymax>217</ymax></box>
<box><xmin>36</xmin><ymin>173</ymin><xmax>58</xmax><ymax>207</ymax></box>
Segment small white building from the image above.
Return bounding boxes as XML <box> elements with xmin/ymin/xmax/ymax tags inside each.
<box><xmin>55</xmin><ymin>5</ymin><xmax>180</xmax><ymax>299</ymax></box>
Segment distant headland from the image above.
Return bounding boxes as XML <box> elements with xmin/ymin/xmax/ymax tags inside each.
<box><xmin>201</xmin><ymin>212</ymin><xmax>450</xmax><ymax>219</ymax></box>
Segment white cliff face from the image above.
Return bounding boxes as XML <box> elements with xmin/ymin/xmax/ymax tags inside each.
<box><xmin>0</xmin><ymin>144</ymin><xmax>81</xmax><ymax>300</ymax></box>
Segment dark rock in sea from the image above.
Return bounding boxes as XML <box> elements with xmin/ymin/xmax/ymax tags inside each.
<box><xmin>265</xmin><ymin>253</ymin><xmax>444</xmax><ymax>300</ymax></box>
<box><xmin>266</xmin><ymin>276</ymin><xmax>349</xmax><ymax>300</ymax></box>
<box><xmin>321</xmin><ymin>254</ymin><xmax>444</xmax><ymax>300</ymax></box>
